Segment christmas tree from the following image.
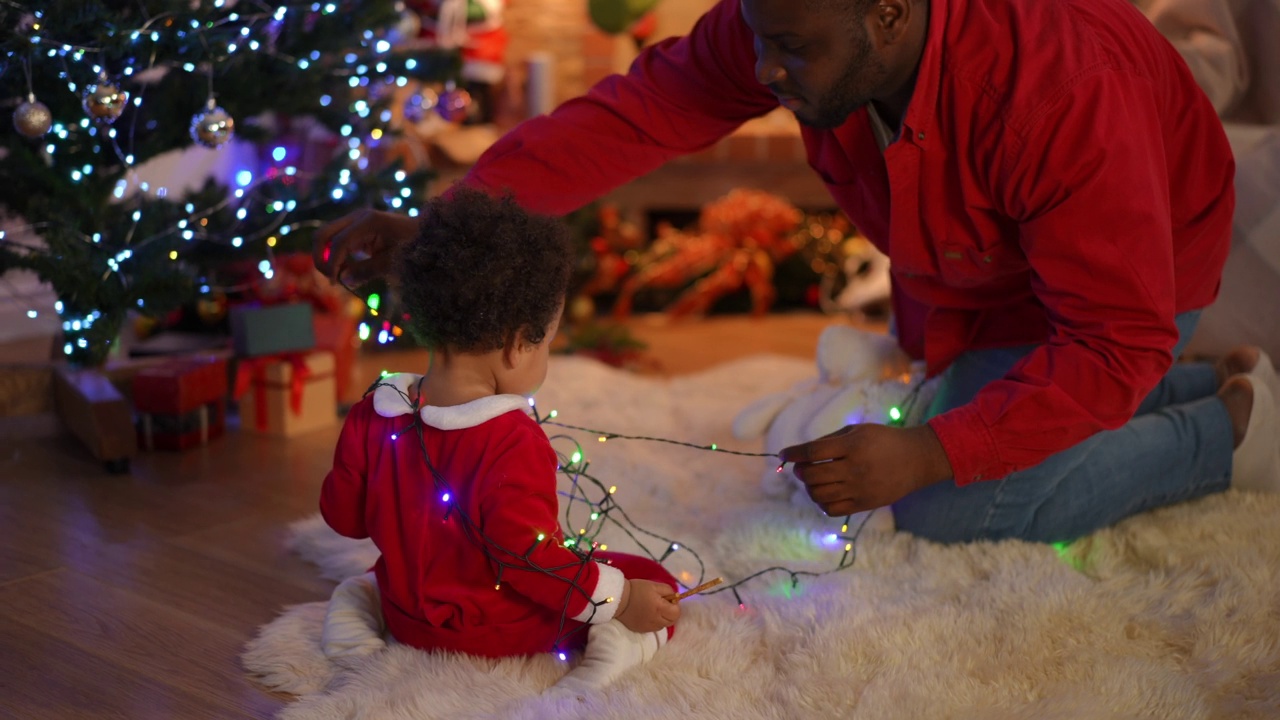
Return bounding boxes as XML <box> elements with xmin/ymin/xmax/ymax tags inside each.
<box><xmin>1</xmin><ymin>0</ymin><xmax>461</xmax><ymax>366</ymax></box>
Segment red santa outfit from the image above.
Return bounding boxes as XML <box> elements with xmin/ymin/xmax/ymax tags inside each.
<box><xmin>320</xmin><ymin>373</ymin><xmax>676</xmax><ymax>658</ymax></box>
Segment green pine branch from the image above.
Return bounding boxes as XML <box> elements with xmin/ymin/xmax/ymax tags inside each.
<box><xmin>2</xmin><ymin>0</ymin><xmax>461</xmax><ymax>365</ymax></box>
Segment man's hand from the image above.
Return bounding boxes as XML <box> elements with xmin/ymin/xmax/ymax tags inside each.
<box><xmin>312</xmin><ymin>208</ymin><xmax>420</xmax><ymax>286</ymax></box>
<box><xmin>779</xmin><ymin>424</ymin><xmax>954</xmax><ymax>516</ymax></box>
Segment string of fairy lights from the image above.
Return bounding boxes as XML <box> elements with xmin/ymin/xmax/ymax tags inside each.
<box><xmin>2</xmin><ymin>1</ymin><xmax>459</xmax><ymax>359</ymax></box>
<box><xmin>362</xmin><ymin>369</ymin><xmax>928</xmax><ymax>660</ymax></box>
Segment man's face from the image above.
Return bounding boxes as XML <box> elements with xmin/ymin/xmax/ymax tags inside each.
<box><xmin>741</xmin><ymin>0</ymin><xmax>890</xmax><ymax>129</ymax></box>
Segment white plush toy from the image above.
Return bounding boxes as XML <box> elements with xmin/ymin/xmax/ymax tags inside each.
<box><xmin>732</xmin><ymin>324</ymin><xmax>938</xmax><ymax>518</ymax></box>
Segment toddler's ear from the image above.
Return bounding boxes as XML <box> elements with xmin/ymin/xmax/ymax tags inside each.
<box><xmin>503</xmin><ymin>327</ymin><xmax>543</xmax><ymax>369</ymax></box>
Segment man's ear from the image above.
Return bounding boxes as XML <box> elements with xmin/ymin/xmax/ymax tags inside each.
<box><xmin>873</xmin><ymin>0</ymin><xmax>912</xmax><ymax>44</ymax></box>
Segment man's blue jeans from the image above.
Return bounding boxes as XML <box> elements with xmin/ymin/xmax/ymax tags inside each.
<box><xmin>892</xmin><ymin>312</ymin><xmax>1235</xmax><ymax>544</ymax></box>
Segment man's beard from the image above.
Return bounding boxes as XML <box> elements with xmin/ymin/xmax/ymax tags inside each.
<box><xmin>796</xmin><ymin>38</ymin><xmax>884</xmax><ymax>129</ymax></box>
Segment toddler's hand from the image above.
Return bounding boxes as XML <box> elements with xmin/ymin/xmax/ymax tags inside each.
<box><xmin>615</xmin><ymin>579</ymin><xmax>680</xmax><ymax>634</ymax></box>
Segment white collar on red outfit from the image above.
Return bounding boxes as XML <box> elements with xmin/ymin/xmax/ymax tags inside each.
<box><xmin>371</xmin><ymin>373</ymin><xmax>531</xmax><ymax>430</ymax></box>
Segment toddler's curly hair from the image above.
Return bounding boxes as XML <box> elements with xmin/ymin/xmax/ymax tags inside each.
<box><xmin>396</xmin><ymin>187</ymin><xmax>572</xmax><ymax>353</ymax></box>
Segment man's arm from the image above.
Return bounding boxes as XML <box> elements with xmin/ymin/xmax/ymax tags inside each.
<box><xmin>315</xmin><ymin>0</ymin><xmax>773</xmax><ymax>282</ymax></box>
<box><xmin>928</xmin><ymin>69</ymin><xmax>1212</xmax><ymax>486</ymax></box>
<box><xmin>461</xmin><ymin>0</ymin><xmax>776</xmax><ymax>215</ymax></box>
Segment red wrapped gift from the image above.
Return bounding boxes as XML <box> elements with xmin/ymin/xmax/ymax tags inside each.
<box><xmin>132</xmin><ymin>357</ymin><xmax>229</xmax><ymax>451</ymax></box>
<box><xmin>132</xmin><ymin>356</ymin><xmax>228</xmax><ymax>414</ymax></box>
<box><xmin>138</xmin><ymin>401</ymin><xmax>226</xmax><ymax>451</ymax></box>
<box><xmin>313</xmin><ymin>310</ymin><xmax>358</xmax><ymax>403</ymax></box>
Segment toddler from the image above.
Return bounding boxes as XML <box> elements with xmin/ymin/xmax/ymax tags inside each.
<box><xmin>318</xmin><ymin>187</ymin><xmax>680</xmax><ymax>692</ymax></box>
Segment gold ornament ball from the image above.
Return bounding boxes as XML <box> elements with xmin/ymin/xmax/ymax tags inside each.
<box><xmin>133</xmin><ymin>314</ymin><xmax>160</xmax><ymax>340</ymax></box>
<box><xmin>569</xmin><ymin>294</ymin><xmax>596</xmax><ymax>324</ymax></box>
<box><xmin>83</xmin><ymin>81</ymin><xmax>129</xmax><ymax>123</ymax></box>
<box><xmin>190</xmin><ymin>104</ymin><xmax>235</xmax><ymax>149</ymax></box>
<box><xmin>195</xmin><ymin>294</ymin><xmax>228</xmax><ymax>325</ymax></box>
<box><xmin>13</xmin><ymin>99</ymin><xmax>53</xmax><ymax>138</ymax></box>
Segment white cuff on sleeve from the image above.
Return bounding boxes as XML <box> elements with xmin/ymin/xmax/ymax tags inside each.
<box><xmin>570</xmin><ymin>561</ymin><xmax>626</xmax><ymax>623</ymax></box>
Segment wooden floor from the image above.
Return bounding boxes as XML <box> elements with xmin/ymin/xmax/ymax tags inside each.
<box><xmin>0</xmin><ymin>312</ymin><xmax>867</xmax><ymax>720</ymax></box>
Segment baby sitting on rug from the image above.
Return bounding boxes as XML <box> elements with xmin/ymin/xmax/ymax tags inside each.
<box><xmin>317</xmin><ymin>188</ymin><xmax>680</xmax><ymax>692</ymax></box>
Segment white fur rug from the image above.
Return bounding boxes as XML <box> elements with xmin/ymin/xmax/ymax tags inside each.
<box><xmin>243</xmin><ymin>354</ymin><xmax>1280</xmax><ymax>720</ymax></box>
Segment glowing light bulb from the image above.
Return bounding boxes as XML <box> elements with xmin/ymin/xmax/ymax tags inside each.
<box><xmin>536</xmin><ymin>533</ymin><xmax>545</xmax><ymax>542</ymax></box>
<box><xmin>889</xmin><ymin>406</ymin><xmax>902</xmax><ymax>422</ymax></box>
<box><xmin>442</xmin><ymin>493</ymin><xmax>451</xmax><ymax>503</ymax></box>
<box><xmin>608</xmin><ymin>486</ymin><xmax>617</xmax><ymax>494</ymax></box>
<box><xmin>390</xmin><ymin>434</ymin><xmax>398</xmax><ymax>440</ymax></box>
<box><xmin>549</xmin><ymin>410</ymin><xmax>558</xmax><ymax>418</ymax></box>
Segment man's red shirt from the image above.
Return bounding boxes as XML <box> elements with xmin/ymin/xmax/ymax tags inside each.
<box><xmin>461</xmin><ymin>0</ymin><xmax>1234</xmax><ymax>484</ymax></box>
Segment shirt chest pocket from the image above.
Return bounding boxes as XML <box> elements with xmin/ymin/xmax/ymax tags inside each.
<box><xmin>936</xmin><ymin>240</ymin><xmax>1027</xmax><ymax>288</ymax></box>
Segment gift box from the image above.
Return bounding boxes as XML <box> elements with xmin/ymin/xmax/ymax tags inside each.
<box><xmin>132</xmin><ymin>356</ymin><xmax>229</xmax><ymax>415</ymax></box>
<box><xmin>138</xmin><ymin>401</ymin><xmax>226</xmax><ymax>451</ymax></box>
<box><xmin>229</xmin><ymin>302</ymin><xmax>316</xmax><ymax>358</ymax></box>
<box><xmin>235</xmin><ymin>350</ymin><xmax>337</xmax><ymax>437</ymax></box>
<box><xmin>132</xmin><ymin>357</ymin><xmax>230</xmax><ymax>451</ymax></box>
<box><xmin>312</xmin><ymin>310</ymin><xmax>358</xmax><ymax>404</ymax></box>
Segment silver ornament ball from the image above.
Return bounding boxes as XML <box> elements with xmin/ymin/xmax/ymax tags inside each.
<box><xmin>403</xmin><ymin>87</ymin><xmax>439</xmax><ymax>124</ymax></box>
<box><xmin>13</xmin><ymin>98</ymin><xmax>53</xmax><ymax>138</ymax></box>
<box><xmin>83</xmin><ymin>80</ymin><xmax>129</xmax><ymax>123</ymax></box>
<box><xmin>389</xmin><ymin>9</ymin><xmax>422</xmax><ymax>44</ymax></box>
<box><xmin>190</xmin><ymin>104</ymin><xmax>235</xmax><ymax>148</ymax></box>
<box><xmin>437</xmin><ymin>87</ymin><xmax>472</xmax><ymax>123</ymax></box>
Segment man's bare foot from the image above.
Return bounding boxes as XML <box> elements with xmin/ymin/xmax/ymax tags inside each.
<box><xmin>1218</xmin><ymin>376</ymin><xmax>1255</xmax><ymax>448</ymax></box>
<box><xmin>1222</xmin><ymin>374</ymin><xmax>1280</xmax><ymax>494</ymax></box>
<box><xmin>1216</xmin><ymin>346</ymin><xmax>1262</xmax><ymax>386</ymax></box>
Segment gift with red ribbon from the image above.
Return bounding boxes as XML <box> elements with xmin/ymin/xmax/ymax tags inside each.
<box><xmin>234</xmin><ymin>350</ymin><xmax>337</xmax><ymax>437</ymax></box>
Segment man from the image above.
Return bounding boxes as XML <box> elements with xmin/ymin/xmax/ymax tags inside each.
<box><xmin>316</xmin><ymin>0</ymin><xmax>1280</xmax><ymax>543</ymax></box>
